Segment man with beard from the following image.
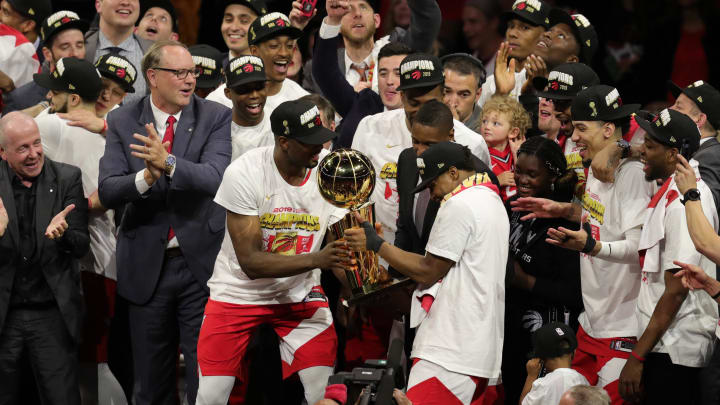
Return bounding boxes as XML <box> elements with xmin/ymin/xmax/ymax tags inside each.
<box><xmin>4</xmin><ymin>11</ymin><xmax>89</xmax><ymax>115</ymax></box>
<box><xmin>134</xmin><ymin>0</ymin><xmax>178</xmax><ymax>42</ymax></box>
<box><xmin>618</xmin><ymin>109</ymin><xmax>718</xmax><ymax>404</ymax></box>
<box><xmin>207</xmin><ymin>12</ymin><xmax>308</xmax><ymax>117</ymax></box>
<box><xmin>513</xmin><ymin>85</ymin><xmax>655</xmax><ymax>404</ymax></box>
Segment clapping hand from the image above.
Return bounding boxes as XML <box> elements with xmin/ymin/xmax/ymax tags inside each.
<box><xmin>45</xmin><ymin>204</ymin><xmax>75</xmax><ymax>240</ymax></box>
<box><xmin>130</xmin><ymin>123</ymin><xmax>170</xmax><ymax>172</ymax></box>
<box><xmin>494</xmin><ymin>42</ymin><xmax>517</xmax><ymax>96</ymax></box>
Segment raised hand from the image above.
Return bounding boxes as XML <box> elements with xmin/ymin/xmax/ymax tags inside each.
<box><xmin>326</xmin><ymin>0</ymin><xmax>350</xmax><ymax>25</ymax></box>
<box><xmin>494</xmin><ymin>42</ymin><xmax>517</xmax><ymax>96</ymax></box>
<box><xmin>675</xmin><ymin>154</ymin><xmax>698</xmax><ymax>195</ymax></box>
<box><xmin>523</xmin><ymin>54</ymin><xmax>548</xmax><ymax>81</ymax></box>
<box><xmin>58</xmin><ymin>110</ymin><xmax>106</xmax><ymax>135</ymax></box>
<box><xmin>510</xmin><ymin>197</ymin><xmax>568</xmax><ymax>221</ymax></box>
<box><xmin>45</xmin><ymin>204</ymin><xmax>75</xmax><ymax>240</ymax></box>
<box><xmin>0</xmin><ymin>196</ymin><xmax>8</xmax><ymax>237</ymax></box>
<box><xmin>509</xmin><ymin>132</ymin><xmax>526</xmax><ymax>161</ymax></box>
<box><xmin>130</xmin><ymin>123</ymin><xmax>170</xmax><ymax>171</ymax></box>
<box><xmin>289</xmin><ymin>0</ymin><xmax>317</xmax><ymax>30</ymax></box>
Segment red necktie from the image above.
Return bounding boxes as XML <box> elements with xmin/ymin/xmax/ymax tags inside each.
<box><xmin>163</xmin><ymin>116</ymin><xmax>176</xmax><ymax>241</ymax></box>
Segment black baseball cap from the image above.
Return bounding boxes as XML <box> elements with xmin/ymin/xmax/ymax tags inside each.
<box><xmin>413</xmin><ymin>142</ymin><xmax>471</xmax><ymax>194</ymax></box>
<box><xmin>530</xmin><ymin>322</ymin><xmax>578</xmax><ymax>359</ymax></box>
<box><xmin>190</xmin><ymin>44</ymin><xmax>225</xmax><ymax>89</ymax></box>
<box><xmin>40</xmin><ymin>11</ymin><xmax>89</xmax><ymax>45</ymax></box>
<box><xmin>94</xmin><ymin>54</ymin><xmax>137</xmax><ymax>93</ymax></box>
<box><xmin>139</xmin><ymin>0</ymin><xmax>178</xmax><ymax>32</ymax></box>
<box><xmin>533</xmin><ymin>63</ymin><xmax>599</xmax><ymax>100</ymax></box>
<box><xmin>636</xmin><ymin>108</ymin><xmax>701</xmax><ymax>158</ymax></box>
<box><xmin>397</xmin><ymin>53</ymin><xmax>445</xmax><ymax>92</ymax></box>
<box><xmin>571</xmin><ymin>85</ymin><xmax>639</xmax><ymax>122</ymax></box>
<box><xmin>270</xmin><ymin>99</ymin><xmax>337</xmax><ymax>145</ymax></box>
<box><xmin>248</xmin><ymin>12</ymin><xmax>303</xmax><ymax>46</ymax></box>
<box><xmin>226</xmin><ymin>55</ymin><xmax>266</xmax><ymax>88</ymax></box>
<box><xmin>222</xmin><ymin>0</ymin><xmax>268</xmax><ymax>16</ymax></box>
<box><xmin>501</xmin><ymin>0</ymin><xmax>551</xmax><ymax>29</ymax></box>
<box><xmin>33</xmin><ymin>57</ymin><xmax>103</xmax><ymax>100</ymax></box>
<box><xmin>7</xmin><ymin>0</ymin><xmax>51</xmax><ymax>26</ymax></box>
<box><xmin>669</xmin><ymin>80</ymin><xmax>720</xmax><ymax>130</ymax></box>
<box><xmin>440</xmin><ymin>53</ymin><xmax>487</xmax><ymax>84</ymax></box>
<box><xmin>548</xmin><ymin>10</ymin><xmax>598</xmax><ymax>64</ymax></box>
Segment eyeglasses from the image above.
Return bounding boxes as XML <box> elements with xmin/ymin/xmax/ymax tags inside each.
<box><xmin>151</xmin><ymin>66</ymin><xmax>202</xmax><ymax>80</ymax></box>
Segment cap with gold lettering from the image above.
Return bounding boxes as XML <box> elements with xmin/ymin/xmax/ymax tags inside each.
<box><xmin>95</xmin><ymin>54</ymin><xmax>137</xmax><ymax>93</ymax></box>
<box><xmin>397</xmin><ymin>53</ymin><xmax>444</xmax><ymax>92</ymax></box>
<box><xmin>248</xmin><ymin>12</ymin><xmax>302</xmax><ymax>46</ymax></box>
<box><xmin>40</xmin><ymin>10</ymin><xmax>89</xmax><ymax>45</ymax></box>
<box><xmin>33</xmin><ymin>57</ymin><xmax>103</xmax><ymax>100</ymax></box>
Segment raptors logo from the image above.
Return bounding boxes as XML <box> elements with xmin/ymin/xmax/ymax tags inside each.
<box><xmin>61</xmin><ymin>17</ymin><xmax>71</xmax><ymax>23</ymax></box>
<box><xmin>116</xmin><ymin>68</ymin><xmax>126</xmax><ymax>79</ymax></box>
<box><xmin>243</xmin><ymin>63</ymin><xmax>254</xmax><ymax>73</ymax></box>
<box><xmin>276</xmin><ymin>18</ymin><xmax>286</xmax><ymax>27</ymax></box>
<box><xmin>516</xmin><ymin>2</ymin><xmax>526</xmax><ymax>10</ymax></box>
<box><xmin>550</xmin><ymin>81</ymin><xmax>559</xmax><ymax>90</ymax></box>
<box><xmin>314</xmin><ymin>115</ymin><xmax>322</xmax><ymax>127</ymax></box>
<box><xmin>411</xmin><ymin>70</ymin><xmax>421</xmax><ymax>80</ymax></box>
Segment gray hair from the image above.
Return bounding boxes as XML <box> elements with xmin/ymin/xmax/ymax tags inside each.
<box><xmin>141</xmin><ymin>39</ymin><xmax>189</xmax><ymax>85</ymax></box>
<box><xmin>565</xmin><ymin>385</ymin><xmax>611</xmax><ymax>405</ymax></box>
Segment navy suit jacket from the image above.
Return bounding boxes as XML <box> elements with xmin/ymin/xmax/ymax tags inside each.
<box><xmin>98</xmin><ymin>94</ymin><xmax>231</xmax><ymax>305</ymax></box>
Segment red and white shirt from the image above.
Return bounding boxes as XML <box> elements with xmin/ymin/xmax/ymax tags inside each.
<box><xmin>489</xmin><ymin>144</ymin><xmax>515</xmax><ymax>201</ymax></box>
<box><xmin>209</xmin><ymin>146</ymin><xmax>345</xmax><ymax>305</ymax></box>
<box><xmin>0</xmin><ymin>24</ymin><xmax>40</xmax><ymax>90</ymax></box>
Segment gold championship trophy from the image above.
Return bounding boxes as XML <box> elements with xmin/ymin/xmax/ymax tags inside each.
<box><xmin>318</xmin><ymin>149</ymin><xmax>404</xmax><ymax>303</ymax></box>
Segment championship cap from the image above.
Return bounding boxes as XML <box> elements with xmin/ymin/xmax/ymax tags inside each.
<box><xmin>548</xmin><ymin>9</ymin><xmax>598</xmax><ymax>64</ymax></box>
<box><xmin>33</xmin><ymin>57</ymin><xmax>103</xmax><ymax>100</ymax></box>
<box><xmin>530</xmin><ymin>322</ymin><xmax>578</xmax><ymax>359</ymax></box>
<box><xmin>397</xmin><ymin>53</ymin><xmax>444</xmax><ymax>92</ymax></box>
<box><xmin>270</xmin><ymin>99</ymin><xmax>337</xmax><ymax>145</ymax></box>
<box><xmin>94</xmin><ymin>54</ymin><xmax>137</xmax><ymax>93</ymax></box>
<box><xmin>636</xmin><ymin>109</ymin><xmax>701</xmax><ymax>158</ymax></box>
<box><xmin>221</xmin><ymin>0</ymin><xmax>268</xmax><ymax>16</ymax></box>
<box><xmin>533</xmin><ymin>63</ymin><xmax>599</xmax><ymax>100</ymax></box>
<box><xmin>190</xmin><ymin>44</ymin><xmax>225</xmax><ymax>89</ymax></box>
<box><xmin>571</xmin><ymin>85</ymin><xmax>639</xmax><ymax>122</ymax></box>
<box><xmin>138</xmin><ymin>0</ymin><xmax>178</xmax><ymax>32</ymax></box>
<box><xmin>413</xmin><ymin>142</ymin><xmax>471</xmax><ymax>194</ymax></box>
<box><xmin>226</xmin><ymin>55</ymin><xmax>266</xmax><ymax>88</ymax></box>
<box><xmin>501</xmin><ymin>0</ymin><xmax>551</xmax><ymax>29</ymax></box>
<box><xmin>6</xmin><ymin>0</ymin><xmax>51</xmax><ymax>26</ymax></box>
<box><xmin>669</xmin><ymin>80</ymin><xmax>720</xmax><ymax>130</ymax></box>
<box><xmin>248</xmin><ymin>12</ymin><xmax>302</xmax><ymax>46</ymax></box>
<box><xmin>40</xmin><ymin>10</ymin><xmax>89</xmax><ymax>44</ymax></box>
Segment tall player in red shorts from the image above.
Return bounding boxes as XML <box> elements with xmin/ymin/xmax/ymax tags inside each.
<box><xmin>195</xmin><ymin>99</ymin><xmax>350</xmax><ymax>405</ymax></box>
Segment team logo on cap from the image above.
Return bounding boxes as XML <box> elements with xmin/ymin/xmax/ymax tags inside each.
<box><xmin>116</xmin><ymin>68</ymin><xmax>126</xmax><ymax>78</ymax></box>
<box><xmin>512</xmin><ymin>0</ymin><xmax>542</xmax><ymax>13</ymax></box>
<box><xmin>572</xmin><ymin>14</ymin><xmax>591</xmax><ymax>28</ymax></box>
<box><xmin>193</xmin><ymin>55</ymin><xmax>217</xmax><ymax>73</ymax></box>
<box><xmin>300</xmin><ymin>105</ymin><xmax>321</xmax><ymax>128</ymax></box>
<box><xmin>260</xmin><ymin>12</ymin><xmax>290</xmax><ymax>28</ymax></box>
<box><xmin>100</xmin><ymin>56</ymin><xmax>137</xmax><ymax>84</ymax></box>
<box><xmin>605</xmin><ymin>88</ymin><xmax>621</xmax><ymax>109</ymax></box>
<box><xmin>411</xmin><ymin>70</ymin><xmax>421</xmax><ymax>80</ymax></box>
<box><xmin>547</xmin><ymin>71</ymin><xmax>573</xmax><ymax>92</ymax></box>
<box><xmin>47</xmin><ymin>11</ymin><xmax>80</xmax><ymax>28</ymax></box>
<box><xmin>230</xmin><ymin>56</ymin><xmax>263</xmax><ymax>75</ymax></box>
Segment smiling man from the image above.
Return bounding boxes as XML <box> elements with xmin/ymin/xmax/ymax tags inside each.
<box><xmin>135</xmin><ymin>0</ymin><xmax>178</xmax><ymax>42</ymax></box>
<box><xmin>532</xmin><ymin>10</ymin><xmax>597</xmax><ymax>70</ymax></box>
<box><xmin>98</xmin><ymin>40</ymin><xmax>231</xmax><ymax>405</ymax></box>
<box><xmin>85</xmin><ymin>0</ymin><xmax>153</xmax><ymax>105</ymax></box>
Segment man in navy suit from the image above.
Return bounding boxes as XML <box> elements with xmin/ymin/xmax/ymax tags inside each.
<box><xmin>98</xmin><ymin>39</ymin><xmax>231</xmax><ymax>405</ymax></box>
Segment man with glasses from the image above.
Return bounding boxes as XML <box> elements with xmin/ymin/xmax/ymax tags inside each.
<box><xmin>98</xmin><ymin>40</ymin><xmax>232</xmax><ymax>405</ymax></box>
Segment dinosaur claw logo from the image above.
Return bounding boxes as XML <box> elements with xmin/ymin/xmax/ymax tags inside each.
<box><xmin>516</xmin><ymin>3</ymin><xmax>526</xmax><ymax>10</ymax></box>
<box><xmin>61</xmin><ymin>17</ymin><xmax>71</xmax><ymax>23</ymax></box>
<box><xmin>550</xmin><ymin>81</ymin><xmax>559</xmax><ymax>90</ymax></box>
<box><xmin>276</xmin><ymin>18</ymin><xmax>286</xmax><ymax>27</ymax></box>
<box><xmin>116</xmin><ymin>68</ymin><xmax>126</xmax><ymax>79</ymax></box>
<box><xmin>411</xmin><ymin>70</ymin><xmax>422</xmax><ymax>80</ymax></box>
<box><xmin>243</xmin><ymin>63</ymin><xmax>254</xmax><ymax>73</ymax></box>
<box><xmin>314</xmin><ymin>115</ymin><xmax>322</xmax><ymax>126</ymax></box>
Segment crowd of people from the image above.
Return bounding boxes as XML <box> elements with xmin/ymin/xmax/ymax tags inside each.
<box><xmin>0</xmin><ymin>0</ymin><xmax>719</xmax><ymax>404</ymax></box>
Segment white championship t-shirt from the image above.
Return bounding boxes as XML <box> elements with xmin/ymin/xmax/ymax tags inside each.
<box><xmin>209</xmin><ymin>146</ymin><xmax>346</xmax><ymax>305</ymax></box>
<box><xmin>521</xmin><ymin>368</ymin><xmax>589</xmax><ymax>405</ymax></box>
<box><xmin>207</xmin><ymin>79</ymin><xmax>309</xmax><ymax>118</ymax></box>
<box><xmin>351</xmin><ymin>108</ymin><xmax>490</xmax><ymax>248</ymax></box>
<box><xmin>636</xmin><ymin>172</ymin><xmax>719</xmax><ymax>368</ymax></box>
<box><xmin>35</xmin><ymin>111</ymin><xmax>117</xmax><ymax>280</ymax></box>
<box><xmin>231</xmin><ymin>114</ymin><xmax>273</xmax><ymax>161</ymax></box>
<box><xmin>412</xmin><ymin>181</ymin><xmax>509</xmax><ymax>378</ymax></box>
<box><xmin>578</xmin><ymin>161</ymin><xmax>655</xmax><ymax>339</ymax></box>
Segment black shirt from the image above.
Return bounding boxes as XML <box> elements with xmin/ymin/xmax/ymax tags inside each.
<box><xmin>9</xmin><ymin>169</ymin><xmax>55</xmax><ymax>307</ymax></box>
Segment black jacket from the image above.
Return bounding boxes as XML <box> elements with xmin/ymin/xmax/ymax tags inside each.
<box><xmin>0</xmin><ymin>159</ymin><xmax>89</xmax><ymax>342</ymax></box>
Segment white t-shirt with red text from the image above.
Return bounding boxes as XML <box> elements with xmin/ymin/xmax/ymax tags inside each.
<box><xmin>209</xmin><ymin>146</ymin><xmax>345</xmax><ymax>305</ymax></box>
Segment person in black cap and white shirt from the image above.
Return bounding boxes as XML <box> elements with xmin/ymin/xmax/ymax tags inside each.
<box><xmin>352</xmin><ymin>53</ymin><xmax>490</xmax><ymax>259</ymax></box>
<box><xmin>32</xmin><ymin>56</ymin><xmax>129</xmax><ymax>405</ymax></box>
<box><xmin>4</xmin><ymin>10</ymin><xmax>90</xmax><ymax>115</ymax></box>
<box><xmin>344</xmin><ymin>141</ymin><xmax>508</xmax><ymax>404</ymax></box>
<box><xmin>520</xmin><ymin>322</ymin><xmax>589</xmax><ymax>405</ymax></box>
<box><xmin>223</xmin><ymin>55</ymin><xmax>273</xmax><ymax>160</ymax></box>
<box><xmin>135</xmin><ymin>0</ymin><xmax>179</xmax><ymax>42</ymax></box>
<box><xmin>207</xmin><ymin>12</ymin><xmax>309</xmax><ymax>116</ymax></box>
<box><xmin>441</xmin><ymin>53</ymin><xmax>486</xmax><ymax>132</ymax></box>
<box><xmin>616</xmin><ymin>109</ymin><xmax>719</xmax><ymax>404</ymax></box>
<box><xmin>513</xmin><ymin>85</ymin><xmax>654</xmax><ymax>404</ymax></box>
<box><xmin>479</xmin><ymin>0</ymin><xmax>550</xmax><ymax>107</ymax></box>
<box><xmin>196</xmin><ymin>99</ymin><xmax>349</xmax><ymax>405</ymax></box>
<box><xmin>190</xmin><ymin>44</ymin><xmax>224</xmax><ymax>99</ymax></box>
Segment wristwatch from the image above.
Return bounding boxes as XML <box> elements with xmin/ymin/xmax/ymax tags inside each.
<box><xmin>164</xmin><ymin>154</ymin><xmax>176</xmax><ymax>176</ymax></box>
<box><xmin>681</xmin><ymin>188</ymin><xmax>701</xmax><ymax>205</ymax></box>
<box><xmin>617</xmin><ymin>139</ymin><xmax>631</xmax><ymax>159</ymax></box>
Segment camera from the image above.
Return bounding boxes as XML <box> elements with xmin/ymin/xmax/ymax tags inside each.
<box><xmin>327</xmin><ymin>339</ymin><xmax>405</xmax><ymax>405</ymax></box>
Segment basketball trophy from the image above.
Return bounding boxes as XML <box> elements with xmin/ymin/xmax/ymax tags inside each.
<box><xmin>317</xmin><ymin>149</ymin><xmax>396</xmax><ymax>302</ymax></box>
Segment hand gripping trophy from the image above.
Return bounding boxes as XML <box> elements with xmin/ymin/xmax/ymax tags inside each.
<box><xmin>317</xmin><ymin>149</ymin><xmax>392</xmax><ymax>301</ymax></box>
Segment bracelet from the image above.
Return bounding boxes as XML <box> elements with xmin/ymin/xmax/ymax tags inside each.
<box><xmin>630</xmin><ymin>351</ymin><xmax>645</xmax><ymax>362</ymax></box>
<box><xmin>711</xmin><ymin>289</ymin><xmax>720</xmax><ymax>300</ymax></box>
<box><xmin>581</xmin><ymin>222</ymin><xmax>596</xmax><ymax>254</ymax></box>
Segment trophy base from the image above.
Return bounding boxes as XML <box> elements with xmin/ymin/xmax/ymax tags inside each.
<box><xmin>347</xmin><ymin>277</ymin><xmax>416</xmax><ymax>307</ymax></box>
